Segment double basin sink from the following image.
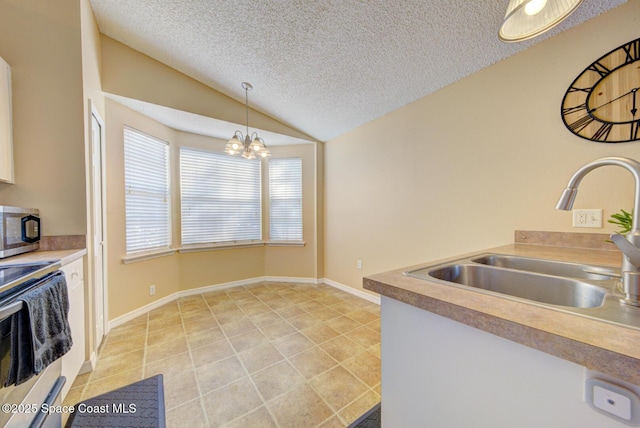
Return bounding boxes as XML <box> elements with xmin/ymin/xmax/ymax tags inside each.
<box><xmin>405</xmin><ymin>254</ymin><xmax>640</xmax><ymax>330</ymax></box>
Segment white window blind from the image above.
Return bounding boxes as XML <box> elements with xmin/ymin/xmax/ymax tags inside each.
<box><xmin>124</xmin><ymin>127</ymin><xmax>171</xmax><ymax>254</ymax></box>
<box><xmin>269</xmin><ymin>157</ymin><xmax>302</xmax><ymax>241</ymax></box>
<box><xmin>180</xmin><ymin>147</ymin><xmax>262</xmax><ymax>245</ymax></box>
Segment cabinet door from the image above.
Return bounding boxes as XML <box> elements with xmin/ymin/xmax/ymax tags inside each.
<box><xmin>60</xmin><ymin>258</ymin><xmax>85</xmax><ymax>400</ymax></box>
<box><xmin>0</xmin><ymin>56</ymin><xmax>13</xmax><ymax>183</ymax></box>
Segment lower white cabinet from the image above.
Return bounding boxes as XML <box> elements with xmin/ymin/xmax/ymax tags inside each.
<box><xmin>60</xmin><ymin>258</ymin><xmax>85</xmax><ymax>400</ymax></box>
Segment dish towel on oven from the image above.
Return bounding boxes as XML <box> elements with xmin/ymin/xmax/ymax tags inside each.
<box><xmin>5</xmin><ymin>271</ymin><xmax>73</xmax><ymax>386</ymax></box>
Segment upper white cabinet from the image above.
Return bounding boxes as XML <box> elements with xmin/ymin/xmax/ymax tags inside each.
<box><xmin>0</xmin><ymin>55</ymin><xmax>14</xmax><ymax>183</ymax></box>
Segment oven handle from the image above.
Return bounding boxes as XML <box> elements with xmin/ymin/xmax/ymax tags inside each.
<box><xmin>0</xmin><ymin>300</ymin><xmax>23</xmax><ymax>322</ymax></box>
<box><xmin>29</xmin><ymin>376</ymin><xmax>66</xmax><ymax>428</ymax></box>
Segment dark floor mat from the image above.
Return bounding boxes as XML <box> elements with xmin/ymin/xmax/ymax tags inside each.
<box><xmin>65</xmin><ymin>374</ymin><xmax>165</xmax><ymax>428</ymax></box>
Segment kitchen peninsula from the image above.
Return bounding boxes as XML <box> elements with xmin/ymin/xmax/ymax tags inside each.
<box><xmin>365</xmin><ymin>232</ymin><xmax>640</xmax><ymax>427</ymax></box>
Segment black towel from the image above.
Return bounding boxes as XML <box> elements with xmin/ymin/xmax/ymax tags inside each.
<box><xmin>5</xmin><ymin>271</ymin><xmax>73</xmax><ymax>386</ymax></box>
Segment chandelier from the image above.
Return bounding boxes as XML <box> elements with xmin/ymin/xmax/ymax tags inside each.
<box><xmin>224</xmin><ymin>82</ymin><xmax>271</xmax><ymax>159</ymax></box>
<box><xmin>499</xmin><ymin>0</ymin><xmax>584</xmax><ymax>42</ymax></box>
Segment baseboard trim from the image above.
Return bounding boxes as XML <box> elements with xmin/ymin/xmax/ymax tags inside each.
<box><xmin>108</xmin><ymin>276</ymin><xmax>379</xmax><ymax>330</ymax></box>
<box><xmin>321</xmin><ymin>278</ymin><xmax>381</xmax><ymax>305</ymax></box>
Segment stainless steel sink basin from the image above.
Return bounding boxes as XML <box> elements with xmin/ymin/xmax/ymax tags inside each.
<box><xmin>424</xmin><ymin>264</ymin><xmax>606</xmax><ymax>308</ymax></box>
<box><xmin>471</xmin><ymin>254</ymin><xmax>619</xmax><ymax>281</ymax></box>
<box><xmin>403</xmin><ymin>253</ymin><xmax>640</xmax><ymax>330</ymax></box>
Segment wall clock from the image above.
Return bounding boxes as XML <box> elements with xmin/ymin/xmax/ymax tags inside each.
<box><xmin>561</xmin><ymin>37</ymin><xmax>640</xmax><ymax>143</ymax></box>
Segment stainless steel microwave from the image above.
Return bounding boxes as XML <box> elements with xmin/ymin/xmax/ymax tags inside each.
<box><xmin>0</xmin><ymin>206</ymin><xmax>40</xmax><ymax>258</ymax></box>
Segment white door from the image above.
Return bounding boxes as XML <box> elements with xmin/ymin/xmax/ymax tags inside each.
<box><xmin>90</xmin><ymin>104</ymin><xmax>106</xmax><ymax>347</ymax></box>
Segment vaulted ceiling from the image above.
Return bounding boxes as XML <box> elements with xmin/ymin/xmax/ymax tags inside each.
<box><xmin>89</xmin><ymin>0</ymin><xmax>626</xmax><ymax>142</ymax></box>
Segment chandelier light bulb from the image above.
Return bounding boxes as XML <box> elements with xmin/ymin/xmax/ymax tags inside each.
<box><xmin>525</xmin><ymin>0</ymin><xmax>547</xmax><ymax>15</ymax></box>
<box><xmin>225</xmin><ymin>82</ymin><xmax>271</xmax><ymax>159</ymax></box>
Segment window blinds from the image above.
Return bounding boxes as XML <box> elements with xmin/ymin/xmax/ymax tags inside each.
<box><xmin>269</xmin><ymin>157</ymin><xmax>302</xmax><ymax>241</ymax></box>
<box><xmin>124</xmin><ymin>127</ymin><xmax>171</xmax><ymax>254</ymax></box>
<box><xmin>180</xmin><ymin>147</ymin><xmax>262</xmax><ymax>245</ymax></box>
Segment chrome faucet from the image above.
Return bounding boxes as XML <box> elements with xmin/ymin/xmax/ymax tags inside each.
<box><xmin>556</xmin><ymin>156</ymin><xmax>640</xmax><ymax>307</ymax></box>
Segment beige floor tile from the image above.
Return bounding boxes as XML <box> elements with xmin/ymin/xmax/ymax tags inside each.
<box><xmin>107</xmin><ymin>322</ymin><xmax>147</xmax><ymax>342</ymax></box>
<box><xmin>196</xmin><ymin>356</ymin><xmax>246</xmax><ymax>394</ymax></box>
<box><xmin>190</xmin><ymin>338</ymin><xmax>235</xmax><ymax>367</ymax></box>
<box><xmin>207</xmin><ymin>300</ymin><xmax>239</xmax><ymax>314</ymax></box>
<box><xmin>325</xmin><ymin>316</ymin><xmax>361</xmax><ymax>334</ymax></box>
<box><xmin>311</xmin><ymin>366</ymin><xmax>368</xmax><ymax>412</ymax></box>
<box><xmin>145</xmin><ymin>335</ymin><xmax>189</xmax><ymax>364</ymax></box>
<box><xmin>237</xmin><ymin>342</ymin><xmax>284</xmax><ymax>373</ymax></box>
<box><xmin>289</xmin><ymin>347</ymin><xmax>339</xmax><ymax>380</ymax></box>
<box><xmin>248</xmin><ymin>310</ymin><xmax>283</xmax><ymax>328</ymax></box>
<box><xmin>223</xmin><ymin>406</ymin><xmax>277</xmax><ymax>428</ymax></box>
<box><xmin>82</xmin><ymin>368</ymin><xmax>143</xmax><ymax>399</ymax></box>
<box><xmin>166</xmin><ymin>399</ymin><xmax>208</xmax><ymax>428</ymax></box>
<box><xmin>99</xmin><ymin>333</ymin><xmax>146</xmax><ymax>359</ymax></box>
<box><xmin>63</xmin><ymin>385</ymin><xmax>84</xmax><ymax>407</ymax></box>
<box><xmin>288</xmin><ymin>313</ymin><xmax>322</xmax><ymax>330</ymax></box>
<box><xmin>147</xmin><ymin>324</ymin><xmax>184</xmax><ymax>347</ymax></box>
<box><xmin>346</xmin><ymin>309</ymin><xmax>380</xmax><ymax>325</ymax></box>
<box><xmin>274</xmin><ymin>305</ymin><xmax>306</xmax><ymax>319</ymax></box>
<box><xmin>272</xmin><ymin>332</ymin><xmax>315</xmax><ymax>357</ymax></box>
<box><xmin>320</xmin><ymin>336</ymin><xmax>363</xmax><ymax>363</ymax></box>
<box><xmin>317</xmin><ymin>416</ymin><xmax>347</xmax><ymax>428</ymax></box>
<box><xmin>220</xmin><ymin>316</ymin><xmax>257</xmax><ymax>337</ymax></box>
<box><xmin>264</xmin><ymin>297</ymin><xmax>294</xmax><ymax>310</ymax></box>
<box><xmin>144</xmin><ymin>351</ymin><xmax>193</xmax><ymax>381</ymax></box>
<box><xmin>260</xmin><ymin>319</ymin><xmax>297</xmax><ymax>340</ymax></box>
<box><xmin>162</xmin><ymin>370</ymin><xmax>201</xmax><ymax>410</ymax></box>
<box><xmin>182</xmin><ymin>314</ymin><xmax>218</xmax><ymax>335</ymax></box>
<box><xmin>344</xmin><ymin>326</ymin><xmax>380</xmax><ymax>349</ymax></box>
<box><xmin>185</xmin><ymin>326</ymin><xmax>226</xmax><ymax>350</ymax></box>
<box><xmin>228</xmin><ymin>328</ymin><xmax>269</xmax><ymax>353</ymax></box>
<box><xmin>91</xmin><ymin>349</ymin><xmax>145</xmax><ymax>381</ymax></box>
<box><xmin>342</xmin><ymin>351</ymin><xmax>381</xmax><ymax>387</ymax></box>
<box><xmin>339</xmin><ymin>390</ymin><xmax>380</xmax><ymax>425</ymax></box>
<box><xmin>267</xmin><ymin>384</ymin><xmax>333</xmax><ymax>428</ymax></box>
<box><xmin>302</xmin><ymin>324</ymin><xmax>341</xmax><ymax>345</ymax></box>
<box><xmin>202</xmin><ymin>377</ymin><xmax>263</xmax><ymax>426</ymax></box>
<box><xmin>310</xmin><ymin>307</ymin><xmax>342</xmax><ymax>322</ymax></box>
<box><xmin>251</xmin><ymin>361</ymin><xmax>305</xmax><ymax>401</ymax></box>
<box><xmin>148</xmin><ymin>313</ymin><xmax>182</xmax><ymax>331</ymax></box>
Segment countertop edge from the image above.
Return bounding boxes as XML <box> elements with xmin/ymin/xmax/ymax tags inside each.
<box><xmin>0</xmin><ymin>249</ymin><xmax>87</xmax><ymax>267</ymax></box>
<box><xmin>364</xmin><ymin>244</ymin><xmax>640</xmax><ymax>385</ymax></box>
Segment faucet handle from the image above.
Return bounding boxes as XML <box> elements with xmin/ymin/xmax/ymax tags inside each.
<box><xmin>610</xmin><ymin>233</ymin><xmax>640</xmax><ymax>268</ymax></box>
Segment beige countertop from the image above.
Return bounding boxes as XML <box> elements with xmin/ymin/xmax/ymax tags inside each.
<box><xmin>0</xmin><ymin>248</ymin><xmax>86</xmax><ymax>267</ymax></box>
<box><xmin>364</xmin><ymin>242</ymin><xmax>640</xmax><ymax>385</ymax></box>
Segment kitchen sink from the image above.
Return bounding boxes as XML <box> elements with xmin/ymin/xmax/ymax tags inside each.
<box><xmin>404</xmin><ymin>253</ymin><xmax>640</xmax><ymax>330</ymax></box>
<box><xmin>424</xmin><ymin>264</ymin><xmax>606</xmax><ymax>308</ymax></box>
<box><xmin>471</xmin><ymin>254</ymin><xmax>619</xmax><ymax>281</ymax></box>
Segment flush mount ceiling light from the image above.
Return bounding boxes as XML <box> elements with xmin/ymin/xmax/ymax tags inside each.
<box><xmin>224</xmin><ymin>82</ymin><xmax>271</xmax><ymax>160</ymax></box>
<box><xmin>499</xmin><ymin>0</ymin><xmax>584</xmax><ymax>42</ymax></box>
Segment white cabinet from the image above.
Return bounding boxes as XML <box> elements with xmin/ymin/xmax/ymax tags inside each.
<box><xmin>60</xmin><ymin>258</ymin><xmax>85</xmax><ymax>400</ymax></box>
<box><xmin>0</xmin><ymin>55</ymin><xmax>13</xmax><ymax>183</ymax></box>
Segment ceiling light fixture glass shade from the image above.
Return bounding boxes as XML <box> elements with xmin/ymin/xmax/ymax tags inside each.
<box><xmin>224</xmin><ymin>82</ymin><xmax>271</xmax><ymax>159</ymax></box>
<box><xmin>499</xmin><ymin>0</ymin><xmax>584</xmax><ymax>42</ymax></box>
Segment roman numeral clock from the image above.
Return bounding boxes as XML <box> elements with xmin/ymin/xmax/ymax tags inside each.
<box><xmin>562</xmin><ymin>38</ymin><xmax>640</xmax><ymax>143</ymax></box>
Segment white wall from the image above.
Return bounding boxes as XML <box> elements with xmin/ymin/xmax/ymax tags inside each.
<box><xmin>324</xmin><ymin>2</ymin><xmax>640</xmax><ymax>292</ymax></box>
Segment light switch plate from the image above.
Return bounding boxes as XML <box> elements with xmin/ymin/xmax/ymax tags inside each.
<box><xmin>573</xmin><ymin>209</ymin><xmax>603</xmax><ymax>228</ymax></box>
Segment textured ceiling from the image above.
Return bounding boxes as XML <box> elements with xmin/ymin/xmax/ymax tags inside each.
<box><xmin>89</xmin><ymin>0</ymin><xmax>626</xmax><ymax>142</ymax></box>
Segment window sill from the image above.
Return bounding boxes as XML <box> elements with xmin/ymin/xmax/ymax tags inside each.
<box><xmin>267</xmin><ymin>241</ymin><xmax>306</xmax><ymax>247</ymax></box>
<box><xmin>178</xmin><ymin>241</ymin><xmax>265</xmax><ymax>253</ymax></box>
<box><xmin>122</xmin><ymin>248</ymin><xmax>176</xmax><ymax>264</ymax></box>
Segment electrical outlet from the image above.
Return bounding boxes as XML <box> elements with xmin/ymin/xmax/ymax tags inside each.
<box><xmin>150</xmin><ymin>285</ymin><xmax>156</xmax><ymax>296</ymax></box>
<box><xmin>357</xmin><ymin>260</ymin><xmax>362</xmax><ymax>270</ymax></box>
<box><xmin>573</xmin><ymin>209</ymin><xmax>602</xmax><ymax>228</ymax></box>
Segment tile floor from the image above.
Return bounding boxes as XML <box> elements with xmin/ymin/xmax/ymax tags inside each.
<box><xmin>64</xmin><ymin>282</ymin><xmax>381</xmax><ymax>427</ymax></box>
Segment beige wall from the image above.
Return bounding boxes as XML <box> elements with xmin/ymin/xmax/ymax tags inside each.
<box><xmin>105</xmin><ymin>99</ymin><xmax>320</xmax><ymax>319</ymax></box>
<box><xmin>0</xmin><ymin>0</ymin><xmax>87</xmax><ymax>236</ymax></box>
<box><xmin>324</xmin><ymin>2</ymin><xmax>640</xmax><ymax>293</ymax></box>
